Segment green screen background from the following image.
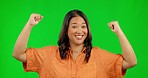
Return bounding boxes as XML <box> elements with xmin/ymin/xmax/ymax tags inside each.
<box><xmin>0</xmin><ymin>0</ymin><xmax>147</xmax><ymax>78</ymax></box>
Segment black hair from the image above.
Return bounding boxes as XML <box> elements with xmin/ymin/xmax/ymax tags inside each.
<box><xmin>57</xmin><ymin>10</ymin><xmax>92</xmax><ymax>62</ymax></box>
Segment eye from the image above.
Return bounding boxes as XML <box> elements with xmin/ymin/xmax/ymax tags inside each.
<box><xmin>72</xmin><ymin>26</ymin><xmax>77</xmax><ymax>28</ymax></box>
<box><xmin>82</xmin><ymin>25</ymin><xmax>87</xmax><ymax>28</ymax></box>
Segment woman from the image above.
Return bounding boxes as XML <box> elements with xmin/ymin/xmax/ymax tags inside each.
<box><xmin>13</xmin><ymin>10</ymin><xmax>137</xmax><ymax>78</ymax></box>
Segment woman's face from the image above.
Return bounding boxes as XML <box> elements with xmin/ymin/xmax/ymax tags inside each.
<box><xmin>68</xmin><ymin>16</ymin><xmax>88</xmax><ymax>46</ymax></box>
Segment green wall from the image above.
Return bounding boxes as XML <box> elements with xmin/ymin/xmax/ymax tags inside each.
<box><xmin>0</xmin><ymin>0</ymin><xmax>147</xmax><ymax>78</ymax></box>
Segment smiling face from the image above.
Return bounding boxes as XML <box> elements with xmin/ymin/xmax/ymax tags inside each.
<box><xmin>68</xmin><ymin>16</ymin><xmax>88</xmax><ymax>46</ymax></box>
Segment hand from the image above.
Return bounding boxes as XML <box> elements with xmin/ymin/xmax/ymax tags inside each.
<box><xmin>108</xmin><ymin>21</ymin><xmax>122</xmax><ymax>34</ymax></box>
<box><xmin>27</xmin><ymin>13</ymin><xmax>43</xmax><ymax>26</ymax></box>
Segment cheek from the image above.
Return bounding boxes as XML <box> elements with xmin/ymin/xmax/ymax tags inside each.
<box><xmin>84</xmin><ymin>29</ymin><xmax>88</xmax><ymax>35</ymax></box>
<box><xmin>68</xmin><ymin>29</ymin><xmax>75</xmax><ymax>38</ymax></box>
<box><xmin>67</xmin><ymin>31</ymin><xmax>71</xmax><ymax>39</ymax></box>
<box><xmin>68</xmin><ymin>28</ymin><xmax>76</xmax><ymax>35</ymax></box>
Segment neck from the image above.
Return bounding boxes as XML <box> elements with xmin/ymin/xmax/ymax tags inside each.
<box><xmin>70</xmin><ymin>43</ymin><xmax>84</xmax><ymax>53</ymax></box>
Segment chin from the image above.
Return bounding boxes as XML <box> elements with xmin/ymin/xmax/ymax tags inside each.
<box><xmin>75</xmin><ymin>41</ymin><xmax>84</xmax><ymax>45</ymax></box>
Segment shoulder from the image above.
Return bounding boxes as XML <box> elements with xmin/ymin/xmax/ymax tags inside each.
<box><xmin>38</xmin><ymin>46</ymin><xmax>59</xmax><ymax>51</ymax></box>
<box><xmin>26</xmin><ymin>46</ymin><xmax>59</xmax><ymax>54</ymax></box>
<box><xmin>92</xmin><ymin>47</ymin><xmax>101</xmax><ymax>51</ymax></box>
<box><xmin>42</xmin><ymin>46</ymin><xmax>58</xmax><ymax>49</ymax></box>
<box><xmin>90</xmin><ymin>47</ymin><xmax>102</xmax><ymax>57</ymax></box>
<box><xmin>36</xmin><ymin>46</ymin><xmax>59</xmax><ymax>58</ymax></box>
<box><xmin>91</xmin><ymin>46</ymin><xmax>117</xmax><ymax>57</ymax></box>
<box><xmin>91</xmin><ymin>46</ymin><xmax>104</xmax><ymax>54</ymax></box>
<box><xmin>91</xmin><ymin>47</ymin><xmax>122</xmax><ymax>66</ymax></box>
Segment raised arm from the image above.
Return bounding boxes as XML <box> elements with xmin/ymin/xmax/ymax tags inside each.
<box><xmin>13</xmin><ymin>14</ymin><xmax>43</xmax><ymax>63</ymax></box>
<box><xmin>108</xmin><ymin>21</ymin><xmax>137</xmax><ymax>70</ymax></box>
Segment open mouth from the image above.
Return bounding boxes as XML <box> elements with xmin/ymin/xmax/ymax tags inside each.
<box><xmin>75</xmin><ymin>35</ymin><xmax>83</xmax><ymax>39</ymax></box>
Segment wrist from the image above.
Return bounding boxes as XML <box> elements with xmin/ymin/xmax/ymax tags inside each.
<box><xmin>26</xmin><ymin>20</ymin><xmax>34</xmax><ymax>26</ymax></box>
<box><xmin>116</xmin><ymin>29</ymin><xmax>124</xmax><ymax>36</ymax></box>
<box><xmin>25</xmin><ymin>22</ymin><xmax>33</xmax><ymax>29</ymax></box>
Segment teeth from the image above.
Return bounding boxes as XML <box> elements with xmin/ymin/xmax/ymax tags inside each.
<box><xmin>76</xmin><ymin>36</ymin><xmax>83</xmax><ymax>39</ymax></box>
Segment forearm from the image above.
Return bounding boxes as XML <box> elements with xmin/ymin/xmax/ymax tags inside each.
<box><xmin>13</xmin><ymin>13</ymin><xmax>42</xmax><ymax>62</ymax></box>
<box><xmin>117</xmin><ymin>30</ymin><xmax>137</xmax><ymax>69</ymax></box>
<box><xmin>13</xmin><ymin>23</ymin><xmax>32</xmax><ymax>56</ymax></box>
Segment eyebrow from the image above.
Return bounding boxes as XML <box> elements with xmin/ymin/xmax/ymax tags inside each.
<box><xmin>71</xmin><ymin>22</ymin><xmax>86</xmax><ymax>24</ymax></box>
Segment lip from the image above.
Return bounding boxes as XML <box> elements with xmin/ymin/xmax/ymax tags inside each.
<box><xmin>75</xmin><ymin>35</ymin><xmax>84</xmax><ymax>37</ymax></box>
<box><xmin>75</xmin><ymin>35</ymin><xmax>84</xmax><ymax>40</ymax></box>
<box><xmin>75</xmin><ymin>35</ymin><xmax>83</xmax><ymax>36</ymax></box>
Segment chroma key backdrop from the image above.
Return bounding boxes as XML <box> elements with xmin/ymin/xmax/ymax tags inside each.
<box><xmin>0</xmin><ymin>0</ymin><xmax>148</xmax><ymax>78</ymax></box>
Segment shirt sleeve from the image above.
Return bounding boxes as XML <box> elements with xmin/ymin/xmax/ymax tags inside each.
<box><xmin>23</xmin><ymin>46</ymin><xmax>50</xmax><ymax>72</ymax></box>
<box><xmin>97</xmin><ymin>47</ymin><xmax>126</xmax><ymax>78</ymax></box>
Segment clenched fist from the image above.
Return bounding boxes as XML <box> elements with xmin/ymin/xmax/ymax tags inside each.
<box><xmin>108</xmin><ymin>21</ymin><xmax>122</xmax><ymax>34</ymax></box>
<box><xmin>27</xmin><ymin>13</ymin><xmax>43</xmax><ymax>26</ymax></box>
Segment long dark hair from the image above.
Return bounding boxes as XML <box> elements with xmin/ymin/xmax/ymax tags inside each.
<box><xmin>58</xmin><ymin>10</ymin><xmax>92</xmax><ymax>62</ymax></box>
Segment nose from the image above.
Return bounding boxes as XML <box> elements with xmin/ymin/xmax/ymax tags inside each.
<box><xmin>76</xmin><ymin>27</ymin><xmax>83</xmax><ymax>34</ymax></box>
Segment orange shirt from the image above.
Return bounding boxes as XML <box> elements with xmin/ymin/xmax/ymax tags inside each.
<box><xmin>23</xmin><ymin>46</ymin><xmax>126</xmax><ymax>78</ymax></box>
